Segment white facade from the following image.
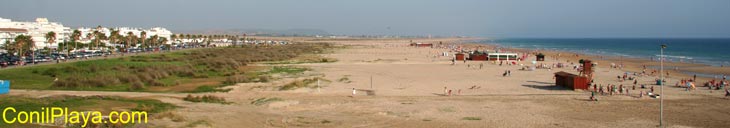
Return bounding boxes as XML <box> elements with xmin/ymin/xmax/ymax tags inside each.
<box><xmin>77</xmin><ymin>27</ymin><xmax>173</xmax><ymax>45</ymax></box>
<box><xmin>0</xmin><ymin>17</ymin><xmax>71</xmax><ymax>49</ymax></box>
<box><xmin>0</xmin><ymin>17</ymin><xmax>175</xmax><ymax>50</ymax></box>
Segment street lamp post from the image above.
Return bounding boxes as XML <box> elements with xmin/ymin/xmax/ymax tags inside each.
<box><xmin>660</xmin><ymin>44</ymin><xmax>666</xmax><ymax>127</ymax></box>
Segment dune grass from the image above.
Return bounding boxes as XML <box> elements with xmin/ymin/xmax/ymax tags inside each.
<box><xmin>183</xmin><ymin>94</ymin><xmax>231</xmax><ymax>104</ymax></box>
<box><xmin>250</xmin><ymin>97</ymin><xmax>284</xmax><ymax>106</ymax></box>
<box><xmin>462</xmin><ymin>117</ymin><xmax>482</xmax><ymax>121</ymax></box>
<box><xmin>0</xmin><ymin>43</ymin><xmax>332</xmax><ymax>92</ymax></box>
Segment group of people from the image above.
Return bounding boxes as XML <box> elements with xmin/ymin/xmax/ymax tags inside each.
<box><xmin>594</xmin><ymin>84</ymin><xmax>632</xmax><ymax>96</ymax></box>
<box><xmin>502</xmin><ymin>70</ymin><xmax>511</xmax><ymax>77</ymax></box>
<box><xmin>590</xmin><ymin>83</ymin><xmax>662</xmax><ymax>101</ymax></box>
<box><xmin>617</xmin><ymin>72</ymin><xmax>636</xmax><ymax>82</ymax></box>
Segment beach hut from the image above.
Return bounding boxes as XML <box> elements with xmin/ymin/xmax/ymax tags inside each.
<box><xmin>536</xmin><ymin>53</ymin><xmax>545</xmax><ymax>61</ymax></box>
<box><xmin>554</xmin><ymin>71</ymin><xmax>589</xmax><ymax>90</ymax></box>
<box><xmin>455</xmin><ymin>53</ymin><xmax>466</xmax><ymax>60</ymax></box>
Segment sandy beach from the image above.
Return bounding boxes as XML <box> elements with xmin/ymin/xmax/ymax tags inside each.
<box><xmin>8</xmin><ymin>37</ymin><xmax>730</xmax><ymax>128</ymax></box>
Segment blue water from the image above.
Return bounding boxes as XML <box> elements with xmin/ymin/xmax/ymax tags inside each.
<box><xmin>478</xmin><ymin>38</ymin><xmax>730</xmax><ymax>66</ymax></box>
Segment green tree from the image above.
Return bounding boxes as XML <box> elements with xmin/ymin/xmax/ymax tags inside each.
<box><xmin>70</xmin><ymin>29</ymin><xmax>81</xmax><ymax>55</ymax></box>
<box><xmin>108</xmin><ymin>28</ymin><xmax>120</xmax><ymax>55</ymax></box>
<box><xmin>150</xmin><ymin>35</ymin><xmax>159</xmax><ymax>52</ymax></box>
<box><xmin>125</xmin><ymin>32</ymin><xmax>136</xmax><ymax>55</ymax></box>
<box><xmin>14</xmin><ymin>35</ymin><xmax>33</xmax><ymax>65</ymax></box>
<box><xmin>45</xmin><ymin>31</ymin><xmax>56</xmax><ymax>54</ymax></box>
<box><xmin>140</xmin><ymin>31</ymin><xmax>147</xmax><ymax>51</ymax></box>
<box><xmin>170</xmin><ymin>34</ymin><xmax>177</xmax><ymax>46</ymax></box>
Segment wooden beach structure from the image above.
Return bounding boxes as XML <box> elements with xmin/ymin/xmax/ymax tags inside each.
<box><xmin>455</xmin><ymin>53</ymin><xmax>466</xmax><ymax>60</ymax></box>
<box><xmin>487</xmin><ymin>53</ymin><xmax>518</xmax><ymax>61</ymax></box>
<box><xmin>554</xmin><ymin>71</ymin><xmax>589</xmax><ymax>90</ymax></box>
<box><xmin>469</xmin><ymin>52</ymin><xmax>488</xmax><ymax>61</ymax></box>
<box><xmin>536</xmin><ymin>53</ymin><xmax>545</xmax><ymax>61</ymax></box>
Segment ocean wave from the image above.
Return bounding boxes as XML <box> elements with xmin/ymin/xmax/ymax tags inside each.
<box><xmin>654</xmin><ymin>55</ymin><xmax>693</xmax><ymax>59</ymax></box>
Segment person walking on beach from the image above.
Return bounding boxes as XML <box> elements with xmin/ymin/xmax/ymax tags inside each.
<box><xmin>507</xmin><ymin>70</ymin><xmax>511</xmax><ymax>76</ymax></box>
<box><xmin>479</xmin><ymin>63</ymin><xmax>483</xmax><ymax>69</ymax></box>
<box><xmin>609</xmin><ymin>85</ymin><xmax>614</xmax><ymax>95</ymax></box>
<box><xmin>352</xmin><ymin>88</ymin><xmax>357</xmax><ymax>96</ymax></box>
<box><xmin>694</xmin><ymin>74</ymin><xmax>697</xmax><ymax>81</ymax></box>
<box><xmin>640</xmin><ymin>91</ymin><xmax>644</xmax><ymax>98</ymax></box>
<box><xmin>593</xmin><ymin>84</ymin><xmax>597</xmax><ymax>92</ymax></box>
<box><xmin>599</xmin><ymin>85</ymin><xmax>605</xmax><ymax>95</ymax></box>
<box><xmin>619</xmin><ymin>86</ymin><xmax>624</xmax><ymax>94</ymax></box>
<box><xmin>619</xmin><ymin>85</ymin><xmax>623</xmax><ymax>92</ymax></box>
<box><xmin>444</xmin><ymin>87</ymin><xmax>448</xmax><ymax>95</ymax></box>
<box><xmin>650</xmin><ymin>86</ymin><xmax>654</xmax><ymax>93</ymax></box>
<box><xmin>590</xmin><ymin>91</ymin><xmax>597</xmax><ymax>101</ymax></box>
<box><xmin>632</xmin><ymin>85</ymin><xmax>636</xmax><ymax>90</ymax></box>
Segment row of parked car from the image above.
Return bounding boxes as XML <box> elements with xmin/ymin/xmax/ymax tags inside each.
<box><xmin>0</xmin><ymin>51</ymin><xmax>112</xmax><ymax>67</ymax></box>
<box><xmin>1</xmin><ymin>44</ymin><xmax>209</xmax><ymax>68</ymax></box>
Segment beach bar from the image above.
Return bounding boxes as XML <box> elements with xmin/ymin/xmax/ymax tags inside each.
<box><xmin>554</xmin><ymin>71</ymin><xmax>589</xmax><ymax>90</ymax></box>
<box><xmin>488</xmin><ymin>53</ymin><xmax>519</xmax><ymax>61</ymax></box>
<box><xmin>469</xmin><ymin>53</ymin><xmax>488</xmax><ymax>61</ymax></box>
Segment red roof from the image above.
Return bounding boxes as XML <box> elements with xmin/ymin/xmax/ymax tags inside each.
<box><xmin>0</xmin><ymin>28</ymin><xmax>28</xmax><ymax>33</ymax></box>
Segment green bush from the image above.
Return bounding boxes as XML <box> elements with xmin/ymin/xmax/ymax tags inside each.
<box><xmin>183</xmin><ymin>94</ymin><xmax>230</xmax><ymax>104</ymax></box>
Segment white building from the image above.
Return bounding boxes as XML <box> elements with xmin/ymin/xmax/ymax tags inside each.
<box><xmin>77</xmin><ymin>27</ymin><xmax>173</xmax><ymax>45</ymax></box>
<box><xmin>0</xmin><ymin>17</ymin><xmax>175</xmax><ymax>51</ymax></box>
<box><xmin>0</xmin><ymin>17</ymin><xmax>71</xmax><ymax>49</ymax></box>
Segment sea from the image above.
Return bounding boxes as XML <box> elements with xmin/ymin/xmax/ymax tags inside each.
<box><xmin>478</xmin><ymin>38</ymin><xmax>730</xmax><ymax>67</ymax></box>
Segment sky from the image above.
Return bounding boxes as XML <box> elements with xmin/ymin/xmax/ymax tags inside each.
<box><xmin>1</xmin><ymin>0</ymin><xmax>729</xmax><ymax>38</ymax></box>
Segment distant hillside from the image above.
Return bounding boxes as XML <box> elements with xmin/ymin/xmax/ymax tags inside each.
<box><xmin>177</xmin><ymin>28</ymin><xmax>331</xmax><ymax>36</ymax></box>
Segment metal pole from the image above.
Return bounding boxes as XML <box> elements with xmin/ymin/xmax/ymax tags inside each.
<box><xmin>660</xmin><ymin>44</ymin><xmax>664</xmax><ymax>127</ymax></box>
<box><xmin>317</xmin><ymin>78</ymin><xmax>320</xmax><ymax>93</ymax></box>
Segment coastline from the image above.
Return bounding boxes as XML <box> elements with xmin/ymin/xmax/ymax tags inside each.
<box><xmin>4</xmin><ymin>37</ymin><xmax>730</xmax><ymax>127</ymax></box>
<box><xmin>459</xmin><ymin>40</ymin><xmax>729</xmax><ymax>83</ymax></box>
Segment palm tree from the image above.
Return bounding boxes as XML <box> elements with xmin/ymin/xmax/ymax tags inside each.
<box><xmin>125</xmin><ymin>32</ymin><xmax>135</xmax><ymax>55</ymax></box>
<box><xmin>70</xmin><ymin>29</ymin><xmax>81</xmax><ymax>56</ymax></box>
<box><xmin>91</xmin><ymin>30</ymin><xmax>102</xmax><ymax>50</ymax></box>
<box><xmin>15</xmin><ymin>35</ymin><xmax>33</xmax><ymax>65</ymax></box>
<box><xmin>159</xmin><ymin>37</ymin><xmax>169</xmax><ymax>52</ymax></box>
<box><xmin>140</xmin><ymin>31</ymin><xmax>147</xmax><ymax>52</ymax></box>
<box><xmin>45</xmin><ymin>31</ymin><xmax>56</xmax><ymax>54</ymax></box>
<box><xmin>93</xmin><ymin>25</ymin><xmax>103</xmax><ymax>50</ymax></box>
<box><xmin>108</xmin><ymin>29</ymin><xmax>120</xmax><ymax>55</ymax></box>
<box><xmin>170</xmin><ymin>34</ymin><xmax>177</xmax><ymax>50</ymax></box>
<box><xmin>85</xmin><ymin>33</ymin><xmax>93</xmax><ymax>50</ymax></box>
<box><xmin>150</xmin><ymin>35</ymin><xmax>159</xmax><ymax>52</ymax></box>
